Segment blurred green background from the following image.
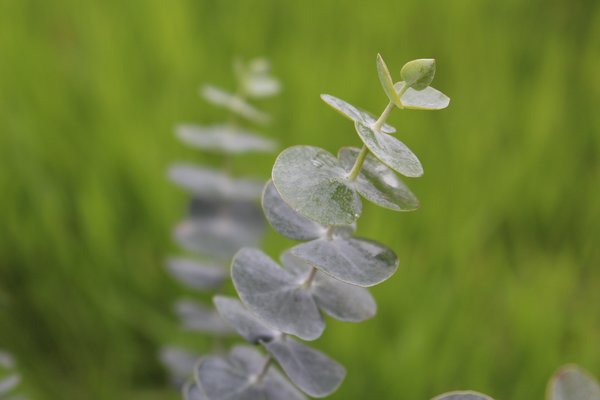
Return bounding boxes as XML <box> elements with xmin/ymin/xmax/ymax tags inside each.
<box><xmin>1</xmin><ymin>0</ymin><xmax>600</xmax><ymax>398</ymax></box>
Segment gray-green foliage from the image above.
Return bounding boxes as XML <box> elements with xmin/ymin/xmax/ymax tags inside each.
<box><xmin>160</xmin><ymin>57</ymin><xmax>279</xmax><ymax>387</ymax></box>
<box><xmin>0</xmin><ymin>351</ymin><xmax>26</xmax><ymax>400</ymax></box>
<box><xmin>190</xmin><ymin>54</ymin><xmax>450</xmax><ymax>399</ymax></box>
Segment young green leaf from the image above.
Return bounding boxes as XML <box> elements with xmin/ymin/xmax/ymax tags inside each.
<box><xmin>213</xmin><ymin>296</ymin><xmax>280</xmax><ymax>345</ymax></box>
<box><xmin>174</xmin><ymin>300</ymin><xmax>233</xmax><ymax>335</ymax></box>
<box><xmin>548</xmin><ymin>364</ymin><xmax>600</xmax><ymax>400</ymax></box>
<box><xmin>400</xmin><ymin>59</ymin><xmax>436</xmax><ymax>90</ymax></box>
<box><xmin>290</xmin><ymin>236</ymin><xmax>399</xmax><ymax>287</ymax></box>
<box><xmin>376</xmin><ymin>54</ymin><xmax>402</xmax><ymax>108</ymax></box>
<box><xmin>432</xmin><ymin>391</ymin><xmax>495</xmax><ymax>400</ymax></box>
<box><xmin>176</xmin><ymin>124</ymin><xmax>277</xmax><ymax>154</ymax></box>
<box><xmin>264</xmin><ymin>337</ymin><xmax>346</xmax><ymax>398</ymax></box>
<box><xmin>272</xmin><ymin>146</ymin><xmax>362</xmax><ymax>226</ymax></box>
<box><xmin>166</xmin><ymin>257</ymin><xmax>228</xmax><ymax>291</ymax></box>
<box><xmin>354</xmin><ymin>122</ymin><xmax>423</xmax><ymax>177</ymax></box>
<box><xmin>395</xmin><ymin>82</ymin><xmax>450</xmax><ymax>110</ymax></box>
<box><xmin>338</xmin><ymin>147</ymin><xmax>419</xmax><ymax>211</ymax></box>
<box><xmin>231</xmin><ymin>248</ymin><xmax>325</xmax><ymax>341</ymax></box>
<box><xmin>320</xmin><ymin>94</ymin><xmax>396</xmax><ymax>133</ymax></box>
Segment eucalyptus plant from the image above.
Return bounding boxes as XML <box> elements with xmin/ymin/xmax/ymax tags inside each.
<box><xmin>0</xmin><ymin>350</ymin><xmax>25</xmax><ymax>400</ymax></box>
<box><xmin>160</xmin><ymin>57</ymin><xmax>280</xmax><ymax>386</ymax></box>
<box><xmin>182</xmin><ymin>54</ymin><xmax>450</xmax><ymax>399</ymax></box>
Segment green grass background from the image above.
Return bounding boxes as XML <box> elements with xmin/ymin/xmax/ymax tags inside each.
<box><xmin>1</xmin><ymin>0</ymin><xmax>600</xmax><ymax>398</ymax></box>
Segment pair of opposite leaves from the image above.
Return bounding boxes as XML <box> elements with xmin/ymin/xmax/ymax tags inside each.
<box><xmin>273</xmin><ymin>70</ymin><xmax>449</xmax><ymax>227</ymax></box>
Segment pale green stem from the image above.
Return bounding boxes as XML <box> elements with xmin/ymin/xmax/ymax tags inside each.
<box><xmin>347</xmin><ymin>145</ymin><xmax>369</xmax><ymax>181</ymax></box>
<box><xmin>372</xmin><ymin>101</ymin><xmax>395</xmax><ymax>131</ymax></box>
<box><xmin>254</xmin><ymin>356</ymin><xmax>273</xmax><ymax>383</ymax></box>
<box><xmin>302</xmin><ymin>267</ymin><xmax>318</xmax><ymax>288</ymax></box>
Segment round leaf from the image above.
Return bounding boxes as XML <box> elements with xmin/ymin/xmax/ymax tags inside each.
<box><xmin>160</xmin><ymin>346</ymin><xmax>199</xmax><ymax>387</ymax></box>
<box><xmin>395</xmin><ymin>82</ymin><xmax>450</xmax><ymax>110</ymax></box>
<box><xmin>176</xmin><ymin>124</ymin><xmax>276</xmax><ymax>154</ymax></box>
<box><xmin>272</xmin><ymin>146</ymin><xmax>362</xmax><ymax>226</ymax></box>
<box><xmin>174</xmin><ymin>300</ymin><xmax>233</xmax><ymax>335</ymax></box>
<box><xmin>354</xmin><ymin>122</ymin><xmax>423</xmax><ymax>178</ymax></box>
<box><xmin>213</xmin><ymin>296</ymin><xmax>280</xmax><ymax>344</ymax></box>
<box><xmin>169</xmin><ymin>164</ymin><xmax>264</xmax><ymax>201</ymax></box>
<box><xmin>432</xmin><ymin>392</ymin><xmax>494</xmax><ymax>400</ymax></box>
<box><xmin>281</xmin><ymin>251</ymin><xmax>376</xmax><ymax>322</ymax></box>
<box><xmin>376</xmin><ymin>54</ymin><xmax>402</xmax><ymax>108</ymax></box>
<box><xmin>232</xmin><ymin>248</ymin><xmax>324</xmax><ymax>341</ymax></box>
<box><xmin>196</xmin><ymin>355</ymin><xmax>265</xmax><ymax>400</ymax></box>
<box><xmin>320</xmin><ymin>94</ymin><xmax>396</xmax><ymax>133</ymax></box>
<box><xmin>263</xmin><ymin>336</ymin><xmax>345</xmax><ymax>398</ymax></box>
<box><xmin>338</xmin><ymin>147</ymin><xmax>419</xmax><ymax>211</ymax></box>
<box><xmin>400</xmin><ymin>59</ymin><xmax>436</xmax><ymax>90</ymax></box>
<box><xmin>548</xmin><ymin>364</ymin><xmax>600</xmax><ymax>400</ymax></box>
<box><xmin>166</xmin><ymin>257</ymin><xmax>228</xmax><ymax>291</ymax></box>
<box><xmin>262</xmin><ymin>180</ymin><xmax>327</xmax><ymax>241</ymax></box>
<box><xmin>182</xmin><ymin>381</ymin><xmax>208</xmax><ymax>400</ymax></box>
<box><xmin>290</xmin><ymin>237</ymin><xmax>399</xmax><ymax>287</ymax></box>
<box><xmin>200</xmin><ymin>84</ymin><xmax>269</xmax><ymax>124</ymax></box>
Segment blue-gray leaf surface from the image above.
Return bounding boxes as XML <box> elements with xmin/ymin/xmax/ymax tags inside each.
<box><xmin>272</xmin><ymin>146</ymin><xmax>362</xmax><ymax>226</ymax></box>
<box><xmin>280</xmin><ymin>251</ymin><xmax>376</xmax><ymax>322</ymax></box>
<box><xmin>195</xmin><ymin>346</ymin><xmax>305</xmax><ymax>400</ymax></box>
<box><xmin>338</xmin><ymin>147</ymin><xmax>419</xmax><ymax>211</ymax></box>
<box><xmin>548</xmin><ymin>364</ymin><xmax>600</xmax><ymax>400</ymax></box>
<box><xmin>395</xmin><ymin>81</ymin><xmax>450</xmax><ymax>110</ymax></box>
<box><xmin>213</xmin><ymin>296</ymin><xmax>280</xmax><ymax>344</ymax></box>
<box><xmin>182</xmin><ymin>381</ymin><xmax>208</xmax><ymax>400</ymax></box>
<box><xmin>176</xmin><ymin>124</ymin><xmax>276</xmax><ymax>154</ymax></box>
<box><xmin>174</xmin><ymin>215</ymin><xmax>261</xmax><ymax>260</ymax></box>
<box><xmin>166</xmin><ymin>257</ymin><xmax>228</xmax><ymax>291</ymax></box>
<box><xmin>432</xmin><ymin>392</ymin><xmax>494</xmax><ymax>400</ymax></box>
<box><xmin>263</xmin><ymin>336</ymin><xmax>345</xmax><ymax>398</ymax></box>
<box><xmin>354</xmin><ymin>122</ymin><xmax>423</xmax><ymax>178</ymax></box>
<box><xmin>160</xmin><ymin>346</ymin><xmax>198</xmax><ymax>386</ymax></box>
<box><xmin>290</xmin><ymin>237</ymin><xmax>398</xmax><ymax>287</ymax></box>
<box><xmin>174</xmin><ymin>300</ymin><xmax>233</xmax><ymax>335</ymax></box>
<box><xmin>320</xmin><ymin>94</ymin><xmax>396</xmax><ymax>133</ymax></box>
<box><xmin>232</xmin><ymin>248</ymin><xmax>324</xmax><ymax>341</ymax></box>
<box><xmin>376</xmin><ymin>54</ymin><xmax>402</xmax><ymax>108</ymax></box>
<box><xmin>169</xmin><ymin>164</ymin><xmax>264</xmax><ymax>201</ymax></box>
<box><xmin>262</xmin><ymin>180</ymin><xmax>327</xmax><ymax>240</ymax></box>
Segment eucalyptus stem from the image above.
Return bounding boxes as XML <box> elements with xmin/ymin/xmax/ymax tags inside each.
<box><xmin>254</xmin><ymin>356</ymin><xmax>274</xmax><ymax>383</ymax></box>
<box><xmin>372</xmin><ymin>101</ymin><xmax>395</xmax><ymax>131</ymax></box>
<box><xmin>302</xmin><ymin>267</ymin><xmax>318</xmax><ymax>288</ymax></box>
<box><xmin>347</xmin><ymin>145</ymin><xmax>369</xmax><ymax>181</ymax></box>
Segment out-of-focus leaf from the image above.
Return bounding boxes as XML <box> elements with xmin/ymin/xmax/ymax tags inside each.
<box><xmin>432</xmin><ymin>391</ymin><xmax>494</xmax><ymax>400</ymax></box>
<box><xmin>338</xmin><ymin>147</ymin><xmax>419</xmax><ymax>211</ymax></box>
<box><xmin>272</xmin><ymin>146</ymin><xmax>362</xmax><ymax>226</ymax></box>
<box><xmin>548</xmin><ymin>364</ymin><xmax>600</xmax><ymax>400</ymax></box>
<box><xmin>174</xmin><ymin>214</ymin><xmax>261</xmax><ymax>260</ymax></box>
<box><xmin>188</xmin><ymin>198</ymin><xmax>264</xmax><ymax>230</ymax></box>
<box><xmin>166</xmin><ymin>257</ymin><xmax>228</xmax><ymax>291</ymax></box>
<box><xmin>168</xmin><ymin>164</ymin><xmax>264</xmax><ymax>201</ymax></box>
<box><xmin>354</xmin><ymin>122</ymin><xmax>423</xmax><ymax>178</ymax></box>
<box><xmin>0</xmin><ymin>374</ymin><xmax>20</xmax><ymax>395</ymax></box>
<box><xmin>232</xmin><ymin>248</ymin><xmax>324</xmax><ymax>340</ymax></box>
<box><xmin>395</xmin><ymin>81</ymin><xmax>450</xmax><ymax>110</ymax></box>
<box><xmin>182</xmin><ymin>381</ymin><xmax>208</xmax><ymax>400</ymax></box>
<box><xmin>376</xmin><ymin>54</ymin><xmax>402</xmax><ymax>108</ymax></box>
<box><xmin>160</xmin><ymin>346</ymin><xmax>198</xmax><ymax>386</ymax></box>
<box><xmin>262</xmin><ymin>180</ymin><xmax>327</xmax><ymax>240</ymax></box>
<box><xmin>200</xmin><ymin>84</ymin><xmax>269</xmax><ymax>124</ymax></box>
<box><xmin>176</xmin><ymin>124</ymin><xmax>276</xmax><ymax>154</ymax></box>
<box><xmin>290</xmin><ymin>236</ymin><xmax>398</xmax><ymax>287</ymax></box>
<box><xmin>0</xmin><ymin>352</ymin><xmax>14</xmax><ymax>369</ymax></box>
<box><xmin>213</xmin><ymin>296</ymin><xmax>280</xmax><ymax>344</ymax></box>
<box><xmin>245</xmin><ymin>75</ymin><xmax>281</xmax><ymax>98</ymax></box>
<box><xmin>280</xmin><ymin>251</ymin><xmax>376</xmax><ymax>322</ymax></box>
<box><xmin>320</xmin><ymin>94</ymin><xmax>396</xmax><ymax>133</ymax></box>
<box><xmin>263</xmin><ymin>336</ymin><xmax>345</xmax><ymax>398</ymax></box>
<box><xmin>174</xmin><ymin>300</ymin><xmax>233</xmax><ymax>335</ymax></box>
